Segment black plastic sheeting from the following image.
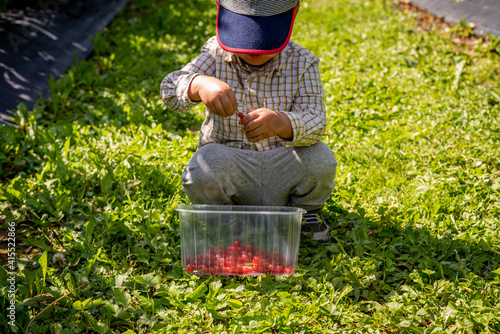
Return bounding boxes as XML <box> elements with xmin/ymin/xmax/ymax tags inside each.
<box><xmin>0</xmin><ymin>0</ymin><xmax>128</xmax><ymax>125</ymax></box>
<box><xmin>411</xmin><ymin>0</ymin><xmax>500</xmax><ymax>38</ymax></box>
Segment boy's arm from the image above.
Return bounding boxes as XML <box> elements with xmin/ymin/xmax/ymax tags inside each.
<box><xmin>160</xmin><ymin>39</ymin><xmax>218</xmax><ymax>113</ymax></box>
<box><xmin>284</xmin><ymin>60</ymin><xmax>326</xmax><ymax>146</ymax></box>
<box><xmin>239</xmin><ymin>60</ymin><xmax>325</xmax><ymax>145</ymax></box>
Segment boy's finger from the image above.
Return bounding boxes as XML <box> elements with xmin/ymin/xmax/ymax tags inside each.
<box><xmin>245</xmin><ymin>127</ymin><xmax>269</xmax><ymax>142</ymax></box>
<box><xmin>245</xmin><ymin>110</ymin><xmax>262</xmax><ymax>124</ymax></box>
<box><xmin>241</xmin><ymin>108</ymin><xmax>260</xmax><ymax>124</ymax></box>
<box><xmin>247</xmin><ymin>134</ymin><xmax>265</xmax><ymax>142</ymax></box>
<box><xmin>205</xmin><ymin>102</ymin><xmax>215</xmax><ymax>115</ymax></box>
<box><xmin>229</xmin><ymin>92</ymin><xmax>238</xmax><ymax>112</ymax></box>
<box><xmin>220</xmin><ymin>95</ymin><xmax>236</xmax><ymax>116</ymax></box>
<box><xmin>244</xmin><ymin>126</ymin><xmax>262</xmax><ymax>138</ymax></box>
<box><xmin>243</xmin><ymin>116</ymin><xmax>261</xmax><ymax>131</ymax></box>
<box><xmin>212</xmin><ymin>100</ymin><xmax>227</xmax><ymax>117</ymax></box>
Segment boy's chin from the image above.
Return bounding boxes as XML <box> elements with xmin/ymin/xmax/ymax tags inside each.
<box><xmin>235</xmin><ymin>53</ymin><xmax>278</xmax><ymax>66</ymax></box>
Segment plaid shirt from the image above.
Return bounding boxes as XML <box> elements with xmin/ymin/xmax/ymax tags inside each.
<box><xmin>160</xmin><ymin>36</ymin><xmax>326</xmax><ymax>151</ymax></box>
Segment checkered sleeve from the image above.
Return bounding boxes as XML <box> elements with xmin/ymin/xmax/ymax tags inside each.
<box><xmin>285</xmin><ymin>60</ymin><xmax>326</xmax><ymax>146</ymax></box>
<box><xmin>160</xmin><ymin>38</ymin><xmax>218</xmax><ymax>113</ymax></box>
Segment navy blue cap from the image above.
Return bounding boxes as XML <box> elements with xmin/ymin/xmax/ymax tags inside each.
<box><xmin>216</xmin><ymin>1</ymin><xmax>299</xmax><ymax>55</ymax></box>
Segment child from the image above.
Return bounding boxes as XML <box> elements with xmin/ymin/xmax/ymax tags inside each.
<box><xmin>160</xmin><ymin>0</ymin><xmax>337</xmax><ymax>241</ymax></box>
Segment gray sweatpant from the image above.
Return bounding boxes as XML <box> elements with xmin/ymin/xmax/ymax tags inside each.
<box><xmin>181</xmin><ymin>142</ymin><xmax>337</xmax><ymax>212</ymax></box>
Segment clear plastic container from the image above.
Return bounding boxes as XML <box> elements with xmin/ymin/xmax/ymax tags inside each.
<box><xmin>176</xmin><ymin>205</ymin><xmax>305</xmax><ymax>276</ymax></box>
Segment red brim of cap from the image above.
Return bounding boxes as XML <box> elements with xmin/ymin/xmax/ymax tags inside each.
<box><xmin>216</xmin><ymin>4</ymin><xmax>299</xmax><ymax>55</ymax></box>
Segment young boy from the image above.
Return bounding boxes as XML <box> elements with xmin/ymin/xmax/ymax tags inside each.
<box><xmin>160</xmin><ymin>0</ymin><xmax>337</xmax><ymax>241</ymax></box>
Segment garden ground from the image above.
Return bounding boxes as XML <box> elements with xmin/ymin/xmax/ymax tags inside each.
<box><xmin>1</xmin><ymin>0</ymin><xmax>499</xmax><ymax>333</ymax></box>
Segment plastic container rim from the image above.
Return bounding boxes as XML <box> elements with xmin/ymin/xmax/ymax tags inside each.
<box><xmin>175</xmin><ymin>204</ymin><xmax>306</xmax><ymax>215</ymax></box>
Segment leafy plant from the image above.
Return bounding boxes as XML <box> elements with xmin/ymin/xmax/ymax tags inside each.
<box><xmin>1</xmin><ymin>0</ymin><xmax>499</xmax><ymax>333</ymax></box>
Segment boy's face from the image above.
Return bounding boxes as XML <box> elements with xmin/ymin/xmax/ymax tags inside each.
<box><xmin>235</xmin><ymin>53</ymin><xmax>279</xmax><ymax>66</ymax></box>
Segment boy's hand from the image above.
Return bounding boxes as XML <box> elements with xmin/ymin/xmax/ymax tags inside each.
<box><xmin>240</xmin><ymin>108</ymin><xmax>293</xmax><ymax>142</ymax></box>
<box><xmin>188</xmin><ymin>75</ymin><xmax>238</xmax><ymax>117</ymax></box>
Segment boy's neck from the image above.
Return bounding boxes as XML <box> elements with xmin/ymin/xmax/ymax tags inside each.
<box><xmin>237</xmin><ymin>56</ymin><xmax>271</xmax><ymax>72</ymax></box>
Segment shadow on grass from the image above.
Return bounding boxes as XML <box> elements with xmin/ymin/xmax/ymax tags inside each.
<box><xmin>295</xmin><ymin>200</ymin><xmax>499</xmax><ymax>330</ymax></box>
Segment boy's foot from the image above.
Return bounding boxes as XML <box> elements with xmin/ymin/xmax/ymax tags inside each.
<box><xmin>301</xmin><ymin>212</ymin><xmax>329</xmax><ymax>242</ymax></box>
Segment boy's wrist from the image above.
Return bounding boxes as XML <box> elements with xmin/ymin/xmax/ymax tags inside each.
<box><xmin>187</xmin><ymin>74</ymin><xmax>203</xmax><ymax>102</ymax></box>
<box><xmin>276</xmin><ymin>112</ymin><xmax>293</xmax><ymax>141</ymax></box>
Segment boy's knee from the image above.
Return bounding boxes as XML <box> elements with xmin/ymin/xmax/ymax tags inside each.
<box><xmin>298</xmin><ymin>142</ymin><xmax>337</xmax><ymax>180</ymax></box>
<box><xmin>181</xmin><ymin>144</ymin><xmax>235</xmax><ymax>204</ymax></box>
<box><xmin>182</xmin><ymin>165</ymin><xmax>230</xmax><ymax>204</ymax></box>
<box><xmin>182</xmin><ymin>144</ymin><xmax>229</xmax><ymax>181</ymax></box>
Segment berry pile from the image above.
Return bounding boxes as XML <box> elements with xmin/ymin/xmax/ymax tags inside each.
<box><xmin>184</xmin><ymin>241</ymin><xmax>294</xmax><ymax>276</ymax></box>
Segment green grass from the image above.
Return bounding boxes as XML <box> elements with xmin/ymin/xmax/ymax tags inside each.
<box><xmin>1</xmin><ymin>0</ymin><xmax>500</xmax><ymax>332</ymax></box>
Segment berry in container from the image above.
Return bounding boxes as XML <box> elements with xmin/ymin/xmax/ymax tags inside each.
<box><xmin>176</xmin><ymin>205</ymin><xmax>305</xmax><ymax>276</ymax></box>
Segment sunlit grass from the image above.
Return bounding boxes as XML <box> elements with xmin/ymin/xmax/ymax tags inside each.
<box><xmin>1</xmin><ymin>0</ymin><xmax>499</xmax><ymax>332</ymax></box>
